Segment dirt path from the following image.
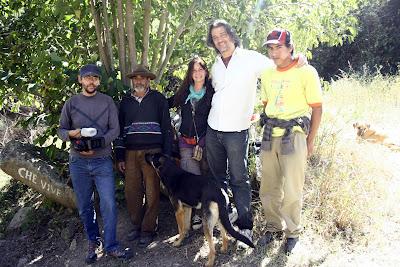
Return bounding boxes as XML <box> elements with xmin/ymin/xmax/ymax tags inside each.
<box><xmin>0</xmin><ymin>196</ymin><xmax>260</xmax><ymax>267</ymax></box>
<box><xmin>2</xmin><ymin>183</ymin><xmax>400</xmax><ymax>267</ymax></box>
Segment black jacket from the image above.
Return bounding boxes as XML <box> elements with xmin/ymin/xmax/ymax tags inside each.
<box><xmin>168</xmin><ymin>87</ymin><xmax>214</xmax><ymax>138</ymax></box>
<box><xmin>115</xmin><ymin>90</ymin><xmax>172</xmax><ymax>161</ymax></box>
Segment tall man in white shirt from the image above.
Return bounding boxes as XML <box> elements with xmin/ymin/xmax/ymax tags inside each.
<box><xmin>205</xmin><ymin>19</ymin><xmax>274</xmax><ymax>248</ymax></box>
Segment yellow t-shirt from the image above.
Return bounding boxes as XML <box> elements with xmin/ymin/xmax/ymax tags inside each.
<box><xmin>260</xmin><ymin>63</ymin><xmax>322</xmax><ymax>137</ymax></box>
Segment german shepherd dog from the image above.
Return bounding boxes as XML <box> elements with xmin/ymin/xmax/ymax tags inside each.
<box><xmin>145</xmin><ymin>153</ymin><xmax>254</xmax><ymax>267</ymax></box>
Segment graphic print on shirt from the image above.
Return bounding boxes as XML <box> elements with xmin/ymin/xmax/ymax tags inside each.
<box><xmin>271</xmin><ymin>79</ymin><xmax>290</xmax><ymax>113</ymax></box>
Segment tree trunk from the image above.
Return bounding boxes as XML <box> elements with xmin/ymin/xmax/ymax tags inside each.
<box><xmin>116</xmin><ymin>0</ymin><xmax>128</xmax><ymax>85</ymax></box>
<box><xmin>155</xmin><ymin>1</ymin><xmax>196</xmax><ymax>83</ymax></box>
<box><xmin>90</xmin><ymin>0</ymin><xmax>111</xmax><ymax>75</ymax></box>
<box><xmin>110</xmin><ymin>0</ymin><xmax>120</xmax><ymax>55</ymax></box>
<box><xmin>102</xmin><ymin>0</ymin><xmax>115</xmax><ymax>73</ymax></box>
<box><xmin>0</xmin><ymin>140</ymin><xmax>77</xmax><ymax>209</ymax></box>
<box><xmin>150</xmin><ymin>8</ymin><xmax>168</xmax><ymax>73</ymax></box>
<box><xmin>156</xmin><ymin>14</ymin><xmax>169</xmax><ymax>78</ymax></box>
<box><xmin>141</xmin><ymin>0</ymin><xmax>151</xmax><ymax>66</ymax></box>
<box><xmin>126</xmin><ymin>0</ymin><xmax>137</xmax><ymax>72</ymax></box>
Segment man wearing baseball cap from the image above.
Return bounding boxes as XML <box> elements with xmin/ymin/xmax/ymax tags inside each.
<box><xmin>205</xmin><ymin>19</ymin><xmax>308</xmax><ymax>250</ymax></box>
<box><xmin>115</xmin><ymin>65</ymin><xmax>172</xmax><ymax>247</ymax></box>
<box><xmin>58</xmin><ymin>64</ymin><xmax>132</xmax><ymax>263</ymax></box>
<box><xmin>258</xmin><ymin>29</ymin><xmax>323</xmax><ymax>254</ymax></box>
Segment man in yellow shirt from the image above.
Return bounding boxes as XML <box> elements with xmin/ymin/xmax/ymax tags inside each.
<box><xmin>258</xmin><ymin>29</ymin><xmax>322</xmax><ymax>254</ymax></box>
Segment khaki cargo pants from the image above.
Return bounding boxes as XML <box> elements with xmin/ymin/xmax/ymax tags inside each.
<box><xmin>259</xmin><ymin>132</ymin><xmax>307</xmax><ymax>238</ymax></box>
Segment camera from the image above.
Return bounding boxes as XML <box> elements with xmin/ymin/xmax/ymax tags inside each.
<box><xmin>70</xmin><ymin>128</ymin><xmax>104</xmax><ymax>152</ymax></box>
<box><xmin>71</xmin><ymin>137</ymin><xmax>105</xmax><ymax>152</ymax></box>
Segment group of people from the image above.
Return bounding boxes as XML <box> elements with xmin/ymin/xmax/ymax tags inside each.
<box><xmin>58</xmin><ymin>19</ymin><xmax>322</xmax><ymax>264</ymax></box>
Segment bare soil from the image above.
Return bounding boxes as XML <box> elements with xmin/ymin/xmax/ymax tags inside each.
<box><xmin>1</xmin><ymin>166</ymin><xmax>400</xmax><ymax>267</ymax></box>
<box><xmin>0</xmin><ymin>192</ymin><xmax>262</xmax><ymax>267</ymax></box>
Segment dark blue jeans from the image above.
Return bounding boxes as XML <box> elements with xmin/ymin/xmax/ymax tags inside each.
<box><xmin>206</xmin><ymin>126</ymin><xmax>253</xmax><ymax>230</ymax></box>
<box><xmin>69</xmin><ymin>155</ymin><xmax>119</xmax><ymax>252</ymax></box>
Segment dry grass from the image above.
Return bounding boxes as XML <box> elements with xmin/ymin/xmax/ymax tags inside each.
<box><xmin>245</xmin><ymin>73</ymin><xmax>400</xmax><ymax>266</ymax></box>
<box><xmin>304</xmin><ymin>73</ymin><xmax>400</xmax><ymax>243</ymax></box>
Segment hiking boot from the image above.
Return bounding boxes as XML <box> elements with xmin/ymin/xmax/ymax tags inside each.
<box><xmin>237</xmin><ymin>229</ymin><xmax>253</xmax><ymax>250</ymax></box>
<box><xmin>127</xmin><ymin>229</ymin><xmax>141</xmax><ymax>241</ymax></box>
<box><xmin>107</xmin><ymin>247</ymin><xmax>133</xmax><ymax>260</ymax></box>
<box><xmin>285</xmin><ymin>237</ymin><xmax>299</xmax><ymax>255</ymax></box>
<box><xmin>192</xmin><ymin>214</ymin><xmax>202</xmax><ymax>230</ymax></box>
<box><xmin>228</xmin><ymin>204</ymin><xmax>238</xmax><ymax>224</ymax></box>
<box><xmin>85</xmin><ymin>237</ymin><xmax>103</xmax><ymax>264</ymax></box>
<box><xmin>257</xmin><ymin>231</ymin><xmax>283</xmax><ymax>246</ymax></box>
<box><xmin>138</xmin><ymin>232</ymin><xmax>156</xmax><ymax>248</ymax></box>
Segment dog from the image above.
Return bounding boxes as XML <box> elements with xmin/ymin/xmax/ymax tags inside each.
<box><xmin>145</xmin><ymin>153</ymin><xmax>254</xmax><ymax>267</ymax></box>
<box><xmin>353</xmin><ymin>122</ymin><xmax>388</xmax><ymax>143</ymax></box>
<box><xmin>353</xmin><ymin>122</ymin><xmax>400</xmax><ymax>151</ymax></box>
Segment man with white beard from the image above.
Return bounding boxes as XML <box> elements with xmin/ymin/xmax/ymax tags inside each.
<box><xmin>115</xmin><ymin>65</ymin><xmax>172</xmax><ymax>248</ymax></box>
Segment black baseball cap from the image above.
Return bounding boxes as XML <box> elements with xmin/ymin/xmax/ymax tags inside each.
<box><xmin>79</xmin><ymin>64</ymin><xmax>101</xmax><ymax>78</ymax></box>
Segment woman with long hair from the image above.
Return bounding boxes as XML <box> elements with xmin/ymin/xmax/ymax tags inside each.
<box><xmin>168</xmin><ymin>56</ymin><xmax>214</xmax><ymax>230</ymax></box>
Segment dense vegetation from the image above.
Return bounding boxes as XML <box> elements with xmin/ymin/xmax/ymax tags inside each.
<box><xmin>311</xmin><ymin>0</ymin><xmax>400</xmax><ymax>79</ymax></box>
<box><xmin>1</xmin><ymin>0</ymin><xmax>366</xmax><ymax>154</ymax></box>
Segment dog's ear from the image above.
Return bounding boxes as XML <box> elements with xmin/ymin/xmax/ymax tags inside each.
<box><xmin>353</xmin><ymin>123</ymin><xmax>358</xmax><ymax>128</ymax></box>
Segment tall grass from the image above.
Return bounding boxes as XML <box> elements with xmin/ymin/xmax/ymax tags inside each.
<box><xmin>303</xmin><ymin>72</ymin><xmax>400</xmax><ymax>242</ymax></box>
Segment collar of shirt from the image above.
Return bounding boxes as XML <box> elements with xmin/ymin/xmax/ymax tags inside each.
<box><xmin>132</xmin><ymin>88</ymin><xmax>150</xmax><ymax>103</ymax></box>
<box><xmin>216</xmin><ymin>47</ymin><xmax>243</xmax><ymax>64</ymax></box>
<box><xmin>208</xmin><ymin>48</ymin><xmax>272</xmax><ymax>131</ymax></box>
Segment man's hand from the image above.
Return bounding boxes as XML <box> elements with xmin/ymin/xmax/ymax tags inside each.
<box><xmin>80</xmin><ymin>150</ymin><xmax>94</xmax><ymax>156</ymax></box>
<box><xmin>69</xmin><ymin>129</ymin><xmax>81</xmax><ymax>139</ymax></box>
<box><xmin>118</xmin><ymin>161</ymin><xmax>126</xmax><ymax>173</ymax></box>
<box><xmin>307</xmin><ymin>106</ymin><xmax>322</xmax><ymax>158</ymax></box>
<box><xmin>306</xmin><ymin>137</ymin><xmax>314</xmax><ymax>158</ymax></box>
<box><xmin>295</xmin><ymin>53</ymin><xmax>308</xmax><ymax>67</ymax></box>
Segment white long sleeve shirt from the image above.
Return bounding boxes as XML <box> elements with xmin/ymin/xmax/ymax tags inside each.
<box><xmin>208</xmin><ymin>47</ymin><xmax>273</xmax><ymax>131</ymax></box>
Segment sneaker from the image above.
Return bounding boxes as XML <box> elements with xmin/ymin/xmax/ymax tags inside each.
<box><xmin>138</xmin><ymin>232</ymin><xmax>156</xmax><ymax>248</ymax></box>
<box><xmin>127</xmin><ymin>229</ymin><xmax>141</xmax><ymax>241</ymax></box>
<box><xmin>285</xmin><ymin>237</ymin><xmax>299</xmax><ymax>255</ymax></box>
<box><xmin>237</xmin><ymin>229</ymin><xmax>253</xmax><ymax>250</ymax></box>
<box><xmin>228</xmin><ymin>204</ymin><xmax>238</xmax><ymax>224</ymax></box>
<box><xmin>257</xmin><ymin>231</ymin><xmax>283</xmax><ymax>246</ymax></box>
<box><xmin>107</xmin><ymin>247</ymin><xmax>133</xmax><ymax>260</ymax></box>
<box><xmin>192</xmin><ymin>214</ymin><xmax>202</xmax><ymax>230</ymax></box>
<box><xmin>85</xmin><ymin>237</ymin><xmax>103</xmax><ymax>264</ymax></box>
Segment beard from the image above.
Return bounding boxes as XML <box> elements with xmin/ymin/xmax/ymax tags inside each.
<box><xmin>134</xmin><ymin>85</ymin><xmax>146</xmax><ymax>93</ymax></box>
<box><xmin>83</xmin><ymin>84</ymin><xmax>98</xmax><ymax>95</ymax></box>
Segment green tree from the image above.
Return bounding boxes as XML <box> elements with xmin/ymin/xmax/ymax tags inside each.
<box><xmin>0</xmin><ymin>0</ymin><xmax>363</xmax><ymax>157</ymax></box>
<box><xmin>311</xmin><ymin>0</ymin><xmax>400</xmax><ymax>80</ymax></box>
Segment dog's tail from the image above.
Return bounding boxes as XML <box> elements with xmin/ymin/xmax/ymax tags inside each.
<box><xmin>216</xmin><ymin>198</ymin><xmax>255</xmax><ymax>248</ymax></box>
